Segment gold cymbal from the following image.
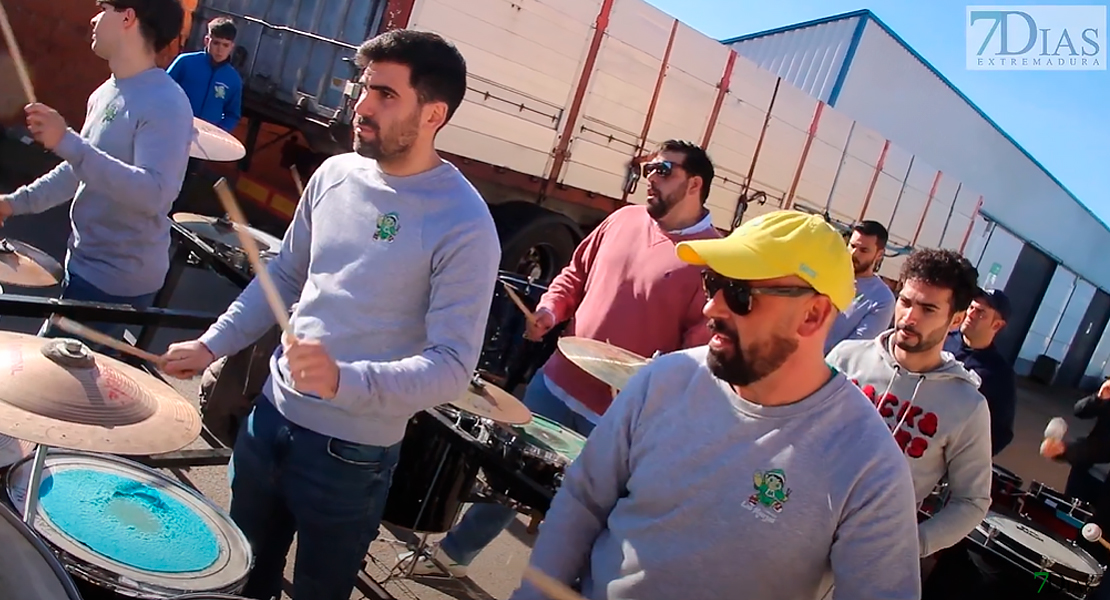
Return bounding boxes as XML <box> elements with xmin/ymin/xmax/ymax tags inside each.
<box><xmin>172</xmin><ymin>212</ymin><xmax>281</xmax><ymax>254</ymax></box>
<box><xmin>449</xmin><ymin>376</ymin><xmax>532</xmax><ymax>425</ymax></box>
<box><xmin>557</xmin><ymin>337</ymin><xmax>649</xmax><ymax>391</ymax></box>
<box><xmin>0</xmin><ymin>238</ymin><xmax>62</xmax><ymax>288</ymax></box>
<box><xmin>190</xmin><ymin>117</ymin><xmax>246</xmax><ymax>162</ymax></box>
<box><xmin>0</xmin><ymin>332</ymin><xmax>201</xmax><ymax>455</ymax></box>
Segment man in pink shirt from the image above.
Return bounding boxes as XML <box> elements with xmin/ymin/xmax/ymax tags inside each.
<box><xmin>399</xmin><ymin>139</ymin><xmax>722</xmax><ymax>576</ymax></box>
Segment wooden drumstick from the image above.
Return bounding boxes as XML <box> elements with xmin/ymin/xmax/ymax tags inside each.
<box><xmin>0</xmin><ymin>0</ymin><xmax>35</xmax><ymax>104</ymax></box>
<box><xmin>502</xmin><ymin>281</ymin><xmax>536</xmax><ymax>324</ymax></box>
<box><xmin>290</xmin><ymin>165</ymin><xmax>305</xmax><ymax>196</ymax></box>
<box><xmin>49</xmin><ymin>316</ymin><xmax>164</xmax><ymax>364</ymax></box>
<box><xmin>522</xmin><ymin>566</ymin><xmax>587</xmax><ymax>600</ymax></box>
<box><xmin>212</xmin><ymin>178</ymin><xmax>293</xmax><ymax>336</ymax></box>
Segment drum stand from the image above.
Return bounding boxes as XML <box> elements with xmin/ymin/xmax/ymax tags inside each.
<box><xmin>376</xmin><ymin>441</ymin><xmax>460</xmax><ymax>584</ymax></box>
<box><xmin>20</xmin><ymin>443</ymin><xmax>48</xmax><ymax>526</ymax></box>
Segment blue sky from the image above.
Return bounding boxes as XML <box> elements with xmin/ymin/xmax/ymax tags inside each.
<box><xmin>645</xmin><ymin>0</ymin><xmax>1108</xmax><ymax>224</ymax></box>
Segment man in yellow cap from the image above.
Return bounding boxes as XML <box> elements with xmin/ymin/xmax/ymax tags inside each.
<box><xmin>509</xmin><ymin>210</ymin><xmax>922</xmax><ymax>600</ymax></box>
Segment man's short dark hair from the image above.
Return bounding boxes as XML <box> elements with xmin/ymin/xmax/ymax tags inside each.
<box><xmin>102</xmin><ymin>0</ymin><xmax>185</xmax><ymax>53</ymax></box>
<box><xmin>208</xmin><ymin>16</ymin><xmax>237</xmax><ymax>41</ymax></box>
<box><xmin>899</xmin><ymin>248</ymin><xmax>980</xmax><ymax>315</ymax></box>
<box><xmin>658</xmin><ymin>139</ymin><xmax>714</xmax><ymax>203</ymax></box>
<box><xmin>357</xmin><ymin>30</ymin><xmax>467</xmax><ymax>126</ymax></box>
<box><xmin>853</xmin><ymin>220</ymin><xmax>889</xmax><ymax>248</ymax></box>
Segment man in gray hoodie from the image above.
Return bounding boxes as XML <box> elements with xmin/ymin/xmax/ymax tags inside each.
<box><xmin>826</xmin><ymin>248</ymin><xmax>992</xmax><ymax>559</ymax></box>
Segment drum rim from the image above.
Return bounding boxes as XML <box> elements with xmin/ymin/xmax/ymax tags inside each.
<box><xmin>0</xmin><ymin>500</ymin><xmax>84</xmax><ymax>600</ymax></box>
<box><xmin>970</xmin><ymin>508</ymin><xmax>1103</xmax><ymax>584</ymax></box>
<box><xmin>4</xmin><ymin>450</ymin><xmax>253</xmax><ymax>596</ymax></box>
<box><xmin>1028</xmin><ymin>481</ymin><xmax>1095</xmax><ymax>511</ymax></box>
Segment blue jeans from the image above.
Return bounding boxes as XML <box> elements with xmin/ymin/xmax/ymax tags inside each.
<box><xmin>229</xmin><ymin>398</ymin><xmax>402</xmax><ymax>600</ymax></box>
<box><xmin>439</xmin><ymin>375</ymin><xmax>595</xmax><ymax>565</ymax></box>
<box><xmin>38</xmin><ymin>271</ymin><xmax>157</xmax><ymax>353</ymax></box>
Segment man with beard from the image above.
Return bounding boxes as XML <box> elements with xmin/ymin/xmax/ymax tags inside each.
<box><xmin>824</xmin><ymin>220</ymin><xmax>896</xmax><ymax>353</ymax></box>
<box><xmin>0</xmin><ymin>0</ymin><xmax>193</xmax><ymax>344</ymax></box>
<box><xmin>943</xmin><ymin>288</ymin><xmax>1015</xmax><ymax>456</ymax></box>
<box><xmin>400</xmin><ymin>139</ymin><xmax>722</xmax><ymax>577</ymax></box>
<box><xmin>160</xmin><ymin>30</ymin><xmax>501</xmax><ymax>600</ymax></box>
<box><xmin>826</xmin><ymin>248</ymin><xmax>992</xmax><ymax>559</ymax></box>
<box><xmin>509</xmin><ymin>210</ymin><xmax>921</xmax><ymax>600</ymax></box>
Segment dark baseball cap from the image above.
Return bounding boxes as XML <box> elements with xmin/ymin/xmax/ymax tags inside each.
<box><xmin>977</xmin><ymin>288</ymin><xmax>1011</xmax><ymax>321</ymax></box>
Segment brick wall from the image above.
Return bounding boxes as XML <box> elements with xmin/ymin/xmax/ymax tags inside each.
<box><xmin>0</xmin><ymin>0</ymin><xmax>192</xmax><ymax>130</ymax></box>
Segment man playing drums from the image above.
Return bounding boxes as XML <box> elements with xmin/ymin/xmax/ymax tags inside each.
<box><xmin>511</xmin><ymin>210</ymin><xmax>921</xmax><ymax>600</ymax></box>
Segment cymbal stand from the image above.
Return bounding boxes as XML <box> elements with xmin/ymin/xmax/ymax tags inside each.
<box><xmin>21</xmin><ymin>443</ymin><xmax>48</xmax><ymax>525</ymax></box>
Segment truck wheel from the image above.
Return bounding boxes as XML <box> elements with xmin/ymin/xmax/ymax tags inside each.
<box><xmin>491</xmin><ymin>203</ymin><xmax>581</xmax><ymax>285</ymax></box>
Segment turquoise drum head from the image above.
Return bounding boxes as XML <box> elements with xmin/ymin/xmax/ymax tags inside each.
<box><xmin>6</xmin><ymin>451</ymin><xmax>252</xmax><ymax>597</ymax></box>
<box><xmin>511</xmin><ymin>414</ymin><xmax>587</xmax><ymax>463</ymax></box>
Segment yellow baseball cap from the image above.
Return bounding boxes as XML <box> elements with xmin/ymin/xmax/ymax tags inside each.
<box><xmin>676</xmin><ymin>210</ymin><xmax>856</xmax><ymax>311</ymax></box>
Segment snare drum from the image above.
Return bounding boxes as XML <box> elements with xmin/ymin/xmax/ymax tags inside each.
<box><xmin>991</xmin><ymin>464</ymin><xmax>1024</xmax><ymax>510</ymax></box>
<box><xmin>485</xmin><ymin>415</ymin><xmax>587</xmax><ymax>511</ymax></box>
<box><xmin>1022</xmin><ymin>481</ymin><xmax>1096</xmax><ymax>542</ymax></box>
<box><xmin>6</xmin><ymin>450</ymin><xmax>253</xmax><ymax>599</ymax></box>
<box><xmin>971</xmin><ymin>511</ymin><xmax>1102</xmax><ymax>598</ymax></box>
<box><xmin>0</xmin><ymin>500</ymin><xmax>83</xmax><ymax>600</ymax></box>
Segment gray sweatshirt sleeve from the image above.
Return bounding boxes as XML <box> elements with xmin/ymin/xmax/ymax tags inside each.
<box><xmin>330</xmin><ymin>210</ymin><xmax>501</xmax><ymax>416</ymax></box>
<box><xmin>45</xmin><ymin>118</ymin><xmax>190</xmax><ymax>217</ymax></box>
<box><xmin>851</xmin><ymin>296</ymin><xmax>895</xmax><ymax>342</ymax></box>
<box><xmin>198</xmin><ymin>182</ymin><xmax>313</xmax><ymax>359</ymax></box>
<box><xmin>918</xmin><ymin>399</ymin><xmax>992</xmax><ymax>557</ymax></box>
<box><xmin>5</xmin><ymin>161</ymin><xmax>80</xmax><ymax>216</ymax></box>
<box><xmin>830</xmin><ymin>452</ymin><xmax>922</xmax><ymax>600</ymax></box>
<box><xmin>509</xmin><ymin>367</ymin><xmax>643</xmax><ymax>600</ymax></box>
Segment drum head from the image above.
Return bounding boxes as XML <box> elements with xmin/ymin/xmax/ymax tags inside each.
<box><xmin>973</xmin><ymin>511</ymin><xmax>1102</xmax><ymax>583</ymax></box>
<box><xmin>512</xmin><ymin>415</ymin><xmax>586</xmax><ymax>463</ymax></box>
<box><xmin>6</xmin><ymin>451</ymin><xmax>252</xmax><ymax>597</ymax></box>
<box><xmin>0</xmin><ymin>502</ymin><xmax>81</xmax><ymax>600</ymax></box>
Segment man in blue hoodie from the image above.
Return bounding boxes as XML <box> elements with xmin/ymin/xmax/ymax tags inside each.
<box><xmin>167</xmin><ymin>16</ymin><xmax>242</xmax><ymax>132</ymax></box>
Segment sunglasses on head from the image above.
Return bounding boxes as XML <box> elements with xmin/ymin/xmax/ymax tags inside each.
<box><xmin>641</xmin><ymin>160</ymin><xmax>683</xmax><ymax>179</ymax></box>
<box><xmin>701</xmin><ymin>270</ymin><xmax>815</xmax><ymax>316</ymax></box>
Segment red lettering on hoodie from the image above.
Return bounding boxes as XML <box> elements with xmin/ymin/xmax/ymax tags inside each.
<box><xmin>847</xmin><ymin>381</ymin><xmax>937</xmax><ymax>459</ymax></box>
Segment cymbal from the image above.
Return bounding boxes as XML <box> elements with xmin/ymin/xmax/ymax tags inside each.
<box><xmin>0</xmin><ymin>238</ymin><xmax>63</xmax><ymax>287</ymax></box>
<box><xmin>190</xmin><ymin>118</ymin><xmax>246</xmax><ymax>162</ymax></box>
<box><xmin>172</xmin><ymin>213</ymin><xmax>281</xmax><ymax>254</ymax></box>
<box><xmin>0</xmin><ymin>332</ymin><xmax>201</xmax><ymax>455</ymax></box>
<box><xmin>557</xmin><ymin>337</ymin><xmax>649</xmax><ymax>391</ymax></box>
<box><xmin>449</xmin><ymin>375</ymin><xmax>532</xmax><ymax>425</ymax></box>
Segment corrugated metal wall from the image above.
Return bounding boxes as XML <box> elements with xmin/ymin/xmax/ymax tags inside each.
<box><xmin>725</xmin><ymin>16</ymin><xmax>862</xmax><ymax>104</ymax></box>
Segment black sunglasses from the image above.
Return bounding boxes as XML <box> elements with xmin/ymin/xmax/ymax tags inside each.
<box><xmin>641</xmin><ymin>160</ymin><xmax>684</xmax><ymax>179</ymax></box>
<box><xmin>702</xmin><ymin>270</ymin><xmax>815</xmax><ymax>316</ymax></box>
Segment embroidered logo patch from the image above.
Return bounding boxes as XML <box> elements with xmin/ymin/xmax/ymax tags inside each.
<box><xmin>101</xmin><ymin>100</ymin><xmax>121</xmax><ymax>124</ymax></box>
<box><xmin>214</xmin><ymin>82</ymin><xmax>228</xmax><ymax>100</ymax></box>
<box><xmin>374</xmin><ymin>212</ymin><xmax>401</xmax><ymax>243</ymax></box>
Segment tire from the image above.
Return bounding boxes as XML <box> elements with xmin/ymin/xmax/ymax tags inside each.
<box><xmin>491</xmin><ymin>202</ymin><xmax>581</xmax><ymax>285</ymax></box>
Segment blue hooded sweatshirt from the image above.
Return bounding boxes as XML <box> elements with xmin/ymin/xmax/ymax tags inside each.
<box><xmin>167</xmin><ymin>50</ymin><xmax>242</xmax><ymax>133</ymax></box>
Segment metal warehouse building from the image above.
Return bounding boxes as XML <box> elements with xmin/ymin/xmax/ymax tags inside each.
<box><xmin>723</xmin><ymin>9</ymin><xmax>1110</xmax><ymax>390</ymax></box>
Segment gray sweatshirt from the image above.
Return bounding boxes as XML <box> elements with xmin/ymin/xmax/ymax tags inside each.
<box><xmin>826</xmin><ymin>330</ymin><xmax>992</xmax><ymax>557</ymax></box>
<box><xmin>511</xmin><ymin>346</ymin><xmax>922</xmax><ymax>600</ymax></box>
<box><xmin>824</xmin><ymin>274</ymin><xmax>895</xmax><ymax>353</ymax></box>
<box><xmin>199</xmin><ymin>153</ymin><xmax>501</xmax><ymax>446</ymax></box>
<box><xmin>6</xmin><ymin>68</ymin><xmax>193</xmax><ymax>297</ymax></box>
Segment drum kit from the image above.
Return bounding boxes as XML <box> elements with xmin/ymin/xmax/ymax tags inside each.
<box><xmin>0</xmin><ymin>330</ymin><xmax>253</xmax><ymax>600</ymax></box>
<box><xmin>922</xmin><ymin>463</ymin><xmax>1106</xmax><ymax>599</ymax></box>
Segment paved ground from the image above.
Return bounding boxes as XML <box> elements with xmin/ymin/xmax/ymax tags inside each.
<box><xmin>0</xmin><ymin>171</ymin><xmax>1100</xmax><ymax>600</ymax></box>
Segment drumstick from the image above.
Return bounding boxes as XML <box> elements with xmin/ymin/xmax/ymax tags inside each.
<box><xmin>49</xmin><ymin>316</ymin><xmax>163</xmax><ymax>364</ymax></box>
<box><xmin>212</xmin><ymin>178</ymin><xmax>293</xmax><ymax>336</ymax></box>
<box><xmin>502</xmin><ymin>281</ymin><xmax>536</xmax><ymax>324</ymax></box>
<box><xmin>290</xmin><ymin>165</ymin><xmax>305</xmax><ymax>196</ymax></box>
<box><xmin>522</xmin><ymin>567</ymin><xmax>587</xmax><ymax>600</ymax></box>
<box><xmin>0</xmin><ymin>0</ymin><xmax>35</xmax><ymax>103</ymax></box>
